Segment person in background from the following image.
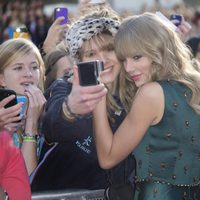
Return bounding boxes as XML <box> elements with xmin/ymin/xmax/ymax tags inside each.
<box><xmin>92</xmin><ymin>12</ymin><xmax>200</xmax><ymax>199</ymax></box>
<box><xmin>38</xmin><ymin>17</ymin><xmax>68</xmax><ymax>59</ymax></box>
<box><xmin>37</xmin><ymin>43</ymin><xmax>73</xmax><ymax>160</ymax></box>
<box><xmin>30</xmin><ymin>14</ymin><xmax>71</xmax><ymax>161</ymax></box>
<box><xmin>31</xmin><ymin>10</ymin><xmax>135</xmax><ymax>200</ymax></box>
<box><xmin>0</xmin><ymin>130</ymin><xmax>31</xmax><ymax>200</ymax></box>
<box><xmin>44</xmin><ymin>42</ymin><xmax>73</xmax><ymax>90</ymax></box>
<box><xmin>186</xmin><ymin>36</ymin><xmax>200</xmax><ymax>61</ymax></box>
<box><xmin>172</xmin><ymin>15</ymin><xmax>192</xmax><ymax>42</ymax></box>
<box><xmin>0</xmin><ymin>38</ymin><xmax>46</xmax><ymax>175</ymax></box>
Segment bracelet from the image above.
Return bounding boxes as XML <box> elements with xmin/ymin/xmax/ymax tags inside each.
<box><xmin>63</xmin><ymin>96</ymin><xmax>92</xmax><ymax>121</ymax></box>
<box><xmin>22</xmin><ymin>132</ymin><xmax>37</xmax><ymax>137</ymax></box>
<box><xmin>23</xmin><ymin>137</ymin><xmax>37</xmax><ymax>143</ymax></box>
<box><xmin>22</xmin><ymin>133</ymin><xmax>38</xmax><ymax>142</ymax></box>
<box><xmin>64</xmin><ymin>96</ymin><xmax>79</xmax><ymax>119</ymax></box>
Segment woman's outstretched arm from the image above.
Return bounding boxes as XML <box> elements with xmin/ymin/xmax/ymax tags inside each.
<box><xmin>93</xmin><ymin>82</ymin><xmax>164</xmax><ymax>169</ymax></box>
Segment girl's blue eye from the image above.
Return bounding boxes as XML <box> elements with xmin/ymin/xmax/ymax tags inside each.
<box><xmin>14</xmin><ymin>66</ymin><xmax>22</xmax><ymax>70</ymax></box>
<box><xmin>32</xmin><ymin>66</ymin><xmax>39</xmax><ymax>70</ymax></box>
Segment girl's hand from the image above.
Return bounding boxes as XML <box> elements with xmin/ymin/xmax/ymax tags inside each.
<box><xmin>0</xmin><ymin>95</ymin><xmax>24</xmax><ymax>132</ymax></box>
<box><xmin>24</xmin><ymin>85</ymin><xmax>46</xmax><ymax>135</ymax></box>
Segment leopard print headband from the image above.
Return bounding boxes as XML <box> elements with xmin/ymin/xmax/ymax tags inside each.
<box><xmin>66</xmin><ymin>16</ymin><xmax>120</xmax><ymax>60</ymax></box>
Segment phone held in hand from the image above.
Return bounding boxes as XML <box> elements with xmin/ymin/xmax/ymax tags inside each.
<box><xmin>54</xmin><ymin>7</ymin><xmax>68</xmax><ymax>25</ymax></box>
<box><xmin>170</xmin><ymin>14</ymin><xmax>182</xmax><ymax>27</ymax></box>
<box><xmin>0</xmin><ymin>88</ymin><xmax>17</xmax><ymax>108</ymax></box>
<box><xmin>17</xmin><ymin>96</ymin><xmax>28</xmax><ymax>116</ymax></box>
<box><xmin>13</xmin><ymin>27</ymin><xmax>29</xmax><ymax>39</ymax></box>
<box><xmin>77</xmin><ymin>60</ymin><xmax>104</xmax><ymax>86</ymax></box>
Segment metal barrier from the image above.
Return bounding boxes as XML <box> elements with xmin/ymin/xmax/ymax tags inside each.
<box><xmin>32</xmin><ymin>189</ymin><xmax>105</xmax><ymax>200</ymax></box>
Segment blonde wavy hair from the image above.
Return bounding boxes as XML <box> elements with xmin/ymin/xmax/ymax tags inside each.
<box><xmin>0</xmin><ymin>38</ymin><xmax>45</xmax><ymax>91</ymax></box>
<box><xmin>115</xmin><ymin>12</ymin><xmax>200</xmax><ymax>114</ymax></box>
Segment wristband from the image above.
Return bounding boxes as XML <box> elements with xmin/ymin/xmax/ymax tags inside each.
<box><xmin>22</xmin><ymin>133</ymin><xmax>38</xmax><ymax>142</ymax></box>
<box><xmin>23</xmin><ymin>137</ymin><xmax>37</xmax><ymax>143</ymax></box>
<box><xmin>63</xmin><ymin>96</ymin><xmax>92</xmax><ymax>121</ymax></box>
<box><xmin>64</xmin><ymin>96</ymin><xmax>79</xmax><ymax>119</ymax></box>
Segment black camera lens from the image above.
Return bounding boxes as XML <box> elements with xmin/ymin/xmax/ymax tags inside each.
<box><xmin>77</xmin><ymin>60</ymin><xmax>104</xmax><ymax>86</ymax></box>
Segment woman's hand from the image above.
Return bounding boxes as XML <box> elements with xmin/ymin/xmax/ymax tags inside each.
<box><xmin>43</xmin><ymin>17</ymin><xmax>68</xmax><ymax>54</ymax></box>
<box><xmin>175</xmin><ymin>17</ymin><xmax>192</xmax><ymax>42</ymax></box>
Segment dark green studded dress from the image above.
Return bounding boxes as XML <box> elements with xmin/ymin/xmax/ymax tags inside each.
<box><xmin>133</xmin><ymin>80</ymin><xmax>200</xmax><ymax>200</ymax></box>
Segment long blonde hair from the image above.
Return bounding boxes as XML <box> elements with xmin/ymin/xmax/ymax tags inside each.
<box><xmin>0</xmin><ymin>38</ymin><xmax>45</xmax><ymax>91</ymax></box>
<box><xmin>115</xmin><ymin>12</ymin><xmax>200</xmax><ymax>114</ymax></box>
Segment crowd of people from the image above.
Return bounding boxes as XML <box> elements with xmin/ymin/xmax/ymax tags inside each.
<box><xmin>0</xmin><ymin>0</ymin><xmax>51</xmax><ymax>46</ymax></box>
<box><xmin>1</xmin><ymin>0</ymin><xmax>200</xmax><ymax>45</ymax></box>
<box><xmin>0</xmin><ymin>0</ymin><xmax>200</xmax><ymax>199</ymax></box>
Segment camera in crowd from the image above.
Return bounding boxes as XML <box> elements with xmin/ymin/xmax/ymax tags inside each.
<box><xmin>77</xmin><ymin>60</ymin><xmax>104</xmax><ymax>86</ymax></box>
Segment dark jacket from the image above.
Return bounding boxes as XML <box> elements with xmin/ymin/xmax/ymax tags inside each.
<box><xmin>31</xmin><ymin>79</ymin><xmax>135</xmax><ymax>192</ymax></box>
